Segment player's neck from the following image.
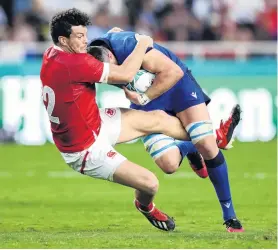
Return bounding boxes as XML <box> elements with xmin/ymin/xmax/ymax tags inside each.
<box><xmin>54</xmin><ymin>44</ymin><xmax>74</xmax><ymax>54</ymax></box>
<box><xmin>54</xmin><ymin>45</ymin><xmax>64</xmax><ymax>52</ymax></box>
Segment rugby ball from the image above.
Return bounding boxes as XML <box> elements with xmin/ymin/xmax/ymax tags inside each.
<box><xmin>126</xmin><ymin>69</ymin><xmax>155</xmax><ymax>93</ymax></box>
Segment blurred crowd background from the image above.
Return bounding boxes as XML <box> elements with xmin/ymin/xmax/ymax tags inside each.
<box><xmin>0</xmin><ymin>0</ymin><xmax>276</xmax><ymax>144</ymax></box>
<box><xmin>0</xmin><ymin>0</ymin><xmax>277</xmax><ymax>43</ymax></box>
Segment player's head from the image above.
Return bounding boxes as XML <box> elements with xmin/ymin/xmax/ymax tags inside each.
<box><xmin>87</xmin><ymin>46</ymin><xmax>118</xmax><ymax>65</ymax></box>
<box><xmin>50</xmin><ymin>8</ymin><xmax>91</xmax><ymax>53</ymax></box>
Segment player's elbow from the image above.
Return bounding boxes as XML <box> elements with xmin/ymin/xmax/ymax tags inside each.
<box><xmin>171</xmin><ymin>65</ymin><xmax>184</xmax><ymax>82</ymax></box>
<box><xmin>124</xmin><ymin>72</ymin><xmax>135</xmax><ymax>83</ymax></box>
<box><xmin>162</xmin><ymin>65</ymin><xmax>184</xmax><ymax>87</ymax></box>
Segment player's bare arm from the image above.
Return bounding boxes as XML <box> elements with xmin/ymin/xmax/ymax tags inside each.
<box><xmin>141</xmin><ymin>49</ymin><xmax>184</xmax><ymax>101</ymax></box>
<box><xmin>123</xmin><ymin>49</ymin><xmax>184</xmax><ymax>105</ymax></box>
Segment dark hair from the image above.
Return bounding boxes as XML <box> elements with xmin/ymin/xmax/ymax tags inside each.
<box><xmin>87</xmin><ymin>46</ymin><xmax>110</xmax><ymax>62</ymax></box>
<box><xmin>50</xmin><ymin>8</ymin><xmax>91</xmax><ymax>44</ymax></box>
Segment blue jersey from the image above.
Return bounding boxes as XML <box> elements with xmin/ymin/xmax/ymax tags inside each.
<box><xmin>90</xmin><ymin>32</ymin><xmax>210</xmax><ymax>115</ymax></box>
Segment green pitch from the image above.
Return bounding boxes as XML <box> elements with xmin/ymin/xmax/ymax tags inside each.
<box><xmin>0</xmin><ymin>141</ymin><xmax>277</xmax><ymax>248</ymax></box>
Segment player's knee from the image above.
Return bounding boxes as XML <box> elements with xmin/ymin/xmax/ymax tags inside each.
<box><xmin>156</xmin><ymin>157</ymin><xmax>179</xmax><ymax>174</ymax></box>
<box><xmin>154</xmin><ymin>110</ymin><xmax>168</xmax><ymax>118</ymax></box>
<box><xmin>149</xmin><ymin>180</ymin><xmax>159</xmax><ymax>195</ymax></box>
<box><xmin>162</xmin><ymin>163</ymin><xmax>179</xmax><ymax>174</ymax></box>
<box><xmin>195</xmin><ymin>136</ymin><xmax>219</xmax><ymax>159</ymax></box>
<box><xmin>144</xmin><ymin>174</ymin><xmax>159</xmax><ymax>195</ymax></box>
<box><xmin>156</xmin><ymin>110</ymin><xmax>169</xmax><ymax>122</ymax></box>
<box><xmin>150</xmin><ymin>110</ymin><xmax>168</xmax><ymax>129</ymax></box>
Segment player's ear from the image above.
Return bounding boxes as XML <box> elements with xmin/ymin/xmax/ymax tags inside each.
<box><xmin>108</xmin><ymin>51</ymin><xmax>117</xmax><ymax>64</ymax></box>
<box><xmin>108</xmin><ymin>51</ymin><xmax>113</xmax><ymax>60</ymax></box>
<box><xmin>58</xmin><ymin>36</ymin><xmax>68</xmax><ymax>46</ymax></box>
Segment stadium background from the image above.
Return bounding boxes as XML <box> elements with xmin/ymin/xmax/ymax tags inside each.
<box><xmin>0</xmin><ymin>0</ymin><xmax>277</xmax><ymax>248</ymax></box>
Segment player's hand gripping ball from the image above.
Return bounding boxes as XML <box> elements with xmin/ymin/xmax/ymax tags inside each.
<box><xmin>126</xmin><ymin>69</ymin><xmax>155</xmax><ymax>93</ymax></box>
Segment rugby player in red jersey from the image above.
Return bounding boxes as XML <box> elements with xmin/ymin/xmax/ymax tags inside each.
<box><xmin>40</xmin><ymin>8</ymin><xmax>197</xmax><ymax>232</ymax></box>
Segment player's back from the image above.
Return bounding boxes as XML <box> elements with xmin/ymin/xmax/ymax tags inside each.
<box><xmin>91</xmin><ymin>31</ymin><xmax>188</xmax><ymax>72</ymax></box>
<box><xmin>40</xmin><ymin>46</ymin><xmax>101</xmax><ymax>153</ymax></box>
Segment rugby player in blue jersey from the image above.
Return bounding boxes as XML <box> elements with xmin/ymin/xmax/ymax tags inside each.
<box><xmin>88</xmin><ymin>29</ymin><xmax>244</xmax><ymax>233</ymax></box>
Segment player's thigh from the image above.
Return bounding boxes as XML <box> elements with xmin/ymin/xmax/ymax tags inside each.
<box><xmin>113</xmin><ymin>160</ymin><xmax>158</xmax><ymax>195</ymax></box>
<box><xmin>176</xmin><ymin>103</ymin><xmax>211</xmax><ymax>125</ymax></box>
<box><xmin>117</xmin><ymin>108</ymin><xmax>165</xmax><ymax>144</ymax></box>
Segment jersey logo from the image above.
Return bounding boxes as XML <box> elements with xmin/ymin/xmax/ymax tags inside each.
<box><xmin>223</xmin><ymin>202</ymin><xmax>231</xmax><ymax>208</ymax></box>
<box><xmin>191</xmin><ymin>92</ymin><xmax>197</xmax><ymax>99</ymax></box>
<box><xmin>105</xmin><ymin>108</ymin><xmax>116</xmax><ymax>117</ymax></box>
<box><xmin>107</xmin><ymin>150</ymin><xmax>117</xmax><ymax>158</ymax></box>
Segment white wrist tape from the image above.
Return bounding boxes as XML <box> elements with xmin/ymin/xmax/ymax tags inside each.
<box><xmin>138</xmin><ymin>93</ymin><xmax>151</xmax><ymax>105</ymax></box>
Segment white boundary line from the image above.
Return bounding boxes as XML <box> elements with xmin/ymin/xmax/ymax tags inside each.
<box><xmin>0</xmin><ymin>171</ymin><xmax>275</xmax><ymax>180</ymax></box>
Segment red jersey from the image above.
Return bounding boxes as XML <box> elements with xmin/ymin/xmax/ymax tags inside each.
<box><xmin>40</xmin><ymin>46</ymin><xmax>109</xmax><ymax>153</ymax></box>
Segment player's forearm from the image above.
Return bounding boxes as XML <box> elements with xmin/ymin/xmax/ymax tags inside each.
<box><xmin>108</xmin><ymin>42</ymin><xmax>150</xmax><ymax>83</ymax></box>
<box><xmin>145</xmin><ymin>69</ymin><xmax>184</xmax><ymax>101</ymax></box>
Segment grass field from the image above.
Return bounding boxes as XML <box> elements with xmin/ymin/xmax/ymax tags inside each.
<box><xmin>0</xmin><ymin>140</ymin><xmax>277</xmax><ymax>249</ymax></box>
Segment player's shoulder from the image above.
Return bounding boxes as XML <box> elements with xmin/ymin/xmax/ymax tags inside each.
<box><xmin>50</xmin><ymin>46</ymin><xmax>95</xmax><ymax>66</ymax></box>
<box><xmin>90</xmin><ymin>31</ymin><xmax>136</xmax><ymax>47</ymax></box>
<box><xmin>108</xmin><ymin>31</ymin><xmax>136</xmax><ymax>40</ymax></box>
<box><xmin>42</xmin><ymin>46</ymin><xmax>58</xmax><ymax>60</ymax></box>
<box><xmin>43</xmin><ymin>46</ymin><xmax>65</xmax><ymax>63</ymax></box>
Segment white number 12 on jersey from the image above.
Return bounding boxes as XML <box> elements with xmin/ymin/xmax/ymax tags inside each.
<box><xmin>42</xmin><ymin>86</ymin><xmax>60</xmax><ymax>124</ymax></box>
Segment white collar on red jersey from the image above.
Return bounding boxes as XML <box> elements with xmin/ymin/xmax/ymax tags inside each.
<box><xmin>53</xmin><ymin>45</ymin><xmax>64</xmax><ymax>51</ymax></box>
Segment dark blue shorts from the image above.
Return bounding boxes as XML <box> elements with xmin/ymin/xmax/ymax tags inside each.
<box><xmin>130</xmin><ymin>69</ymin><xmax>211</xmax><ymax>115</ymax></box>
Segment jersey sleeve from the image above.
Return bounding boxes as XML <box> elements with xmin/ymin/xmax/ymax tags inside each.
<box><xmin>66</xmin><ymin>53</ymin><xmax>110</xmax><ymax>83</ymax></box>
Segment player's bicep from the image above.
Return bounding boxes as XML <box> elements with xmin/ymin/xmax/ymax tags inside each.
<box><xmin>142</xmin><ymin>49</ymin><xmax>181</xmax><ymax>74</ymax></box>
<box><xmin>107</xmin><ymin>63</ymin><xmax>130</xmax><ymax>83</ymax></box>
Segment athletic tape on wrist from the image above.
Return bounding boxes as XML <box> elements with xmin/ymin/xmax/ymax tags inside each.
<box><xmin>138</xmin><ymin>93</ymin><xmax>151</xmax><ymax>105</ymax></box>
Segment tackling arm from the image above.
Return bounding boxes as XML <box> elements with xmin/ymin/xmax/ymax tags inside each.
<box><xmin>70</xmin><ymin>34</ymin><xmax>153</xmax><ymax>85</ymax></box>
